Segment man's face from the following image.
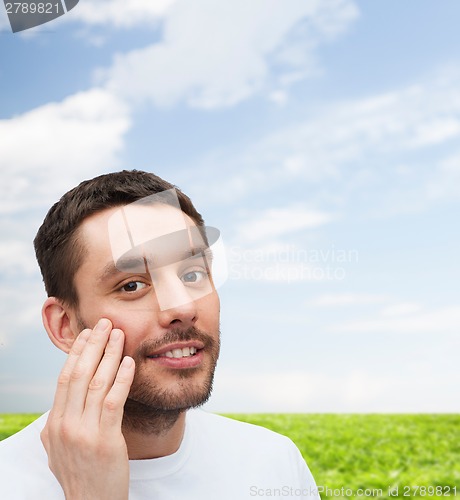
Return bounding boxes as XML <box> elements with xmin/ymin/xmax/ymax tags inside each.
<box><xmin>70</xmin><ymin>203</ymin><xmax>220</xmax><ymax>414</ymax></box>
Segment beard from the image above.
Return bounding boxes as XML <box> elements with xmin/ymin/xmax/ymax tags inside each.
<box><xmin>76</xmin><ymin>313</ymin><xmax>220</xmax><ymax>435</ymax></box>
<box><xmin>123</xmin><ymin>325</ymin><xmax>220</xmax><ymax>434</ymax></box>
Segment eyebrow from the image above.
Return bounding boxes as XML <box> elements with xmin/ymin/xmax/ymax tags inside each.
<box><xmin>97</xmin><ymin>246</ymin><xmax>212</xmax><ymax>284</ymax></box>
<box><xmin>97</xmin><ymin>259</ymin><xmax>147</xmax><ymax>285</ymax></box>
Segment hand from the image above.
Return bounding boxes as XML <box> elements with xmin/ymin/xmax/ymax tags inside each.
<box><xmin>41</xmin><ymin>318</ymin><xmax>135</xmax><ymax>500</ymax></box>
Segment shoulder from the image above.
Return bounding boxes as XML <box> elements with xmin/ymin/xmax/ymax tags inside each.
<box><xmin>185</xmin><ymin>410</ymin><xmax>319</xmax><ymax>494</ymax></box>
<box><xmin>187</xmin><ymin>409</ymin><xmax>304</xmax><ymax>461</ymax></box>
<box><xmin>188</xmin><ymin>410</ymin><xmax>290</xmax><ymax>441</ymax></box>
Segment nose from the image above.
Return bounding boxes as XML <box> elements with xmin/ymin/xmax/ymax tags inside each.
<box><xmin>152</xmin><ymin>273</ymin><xmax>198</xmax><ymax>329</ymax></box>
<box><xmin>157</xmin><ymin>297</ymin><xmax>198</xmax><ymax>329</ymax></box>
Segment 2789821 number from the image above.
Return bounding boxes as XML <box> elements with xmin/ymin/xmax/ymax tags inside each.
<box><xmin>403</xmin><ymin>485</ymin><xmax>457</xmax><ymax>496</ymax></box>
<box><xmin>5</xmin><ymin>2</ymin><xmax>60</xmax><ymax>14</ymax></box>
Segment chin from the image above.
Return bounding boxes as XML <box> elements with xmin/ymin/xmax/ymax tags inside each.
<box><xmin>127</xmin><ymin>368</ymin><xmax>215</xmax><ymax>412</ymax></box>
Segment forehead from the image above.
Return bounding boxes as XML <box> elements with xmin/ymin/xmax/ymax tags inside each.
<box><xmin>108</xmin><ymin>203</ymin><xmax>194</xmax><ymax>262</ymax></box>
<box><xmin>78</xmin><ymin>203</ymin><xmax>198</xmax><ymax>268</ymax></box>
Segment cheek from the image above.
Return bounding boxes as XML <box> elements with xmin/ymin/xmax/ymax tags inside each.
<box><xmin>76</xmin><ymin>301</ymin><xmax>147</xmax><ymax>344</ymax></box>
<box><xmin>108</xmin><ymin>311</ymin><xmax>152</xmax><ymax>355</ymax></box>
<box><xmin>108</xmin><ymin>312</ymin><xmax>144</xmax><ymax>356</ymax></box>
<box><xmin>75</xmin><ymin>291</ymin><xmax>114</xmax><ymax>324</ymax></box>
<box><xmin>198</xmin><ymin>292</ymin><xmax>220</xmax><ymax>327</ymax></box>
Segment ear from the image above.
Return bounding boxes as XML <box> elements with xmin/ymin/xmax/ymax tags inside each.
<box><xmin>42</xmin><ymin>297</ymin><xmax>78</xmax><ymax>354</ymax></box>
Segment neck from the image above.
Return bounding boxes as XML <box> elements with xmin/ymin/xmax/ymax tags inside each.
<box><xmin>122</xmin><ymin>400</ymin><xmax>187</xmax><ymax>459</ymax></box>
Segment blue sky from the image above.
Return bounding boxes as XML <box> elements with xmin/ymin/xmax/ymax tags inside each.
<box><xmin>0</xmin><ymin>0</ymin><xmax>459</xmax><ymax>413</ymax></box>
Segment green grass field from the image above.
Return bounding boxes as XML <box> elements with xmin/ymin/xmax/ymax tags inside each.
<box><xmin>1</xmin><ymin>413</ymin><xmax>459</xmax><ymax>499</ymax></box>
<box><xmin>0</xmin><ymin>413</ymin><xmax>42</xmax><ymax>441</ymax></box>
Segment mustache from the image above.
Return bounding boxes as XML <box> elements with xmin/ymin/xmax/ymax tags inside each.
<box><xmin>134</xmin><ymin>326</ymin><xmax>218</xmax><ymax>359</ymax></box>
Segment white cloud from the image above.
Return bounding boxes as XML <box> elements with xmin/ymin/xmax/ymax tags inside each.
<box><xmin>0</xmin><ymin>88</ymin><xmax>131</xmax><ymax>214</ymax></box>
<box><xmin>425</xmin><ymin>150</ymin><xmax>460</xmax><ymax>201</ymax></box>
<box><xmin>209</xmin><ymin>371</ymin><xmax>316</xmax><ymax>412</ymax></box>
<box><xmin>0</xmin><ymin>378</ymin><xmax>57</xmax><ymax>412</ymax></box>
<box><xmin>0</xmin><ymin>241</ymin><xmax>38</xmax><ymax>276</ymax></box>
<box><xmin>440</xmin><ymin>153</ymin><xmax>460</xmax><ymax>175</ymax></box>
<box><xmin>335</xmin><ymin>369</ymin><xmax>460</xmax><ymax>412</ymax></box>
<box><xmin>308</xmin><ymin>293</ymin><xmax>388</xmax><ymax>307</ymax></box>
<box><xmin>268</xmin><ymin>90</ymin><xmax>289</xmax><ymax>106</ymax></box>
<box><xmin>236</xmin><ymin>206</ymin><xmax>333</xmax><ymax>243</ymax></box>
<box><xmin>406</xmin><ymin>117</ymin><xmax>460</xmax><ymax>149</ymax></box>
<box><xmin>190</xmin><ymin>64</ymin><xmax>460</xmax><ymax>212</ymax></box>
<box><xmin>263</xmin><ymin>71</ymin><xmax>460</xmax><ymax>178</ymax></box>
<box><xmin>0</xmin><ymin>282</ymin><xmax>45</xmax><ymax>348</ymax></box>
<box><xmin>334</xmin><ymin>305</ymin><xmax>460</xmax><ymax>335</ymax></box>
<box><xmin>207</xmin><ymin>367</ymin><xmax>460</xmax><ymax>412</ymax></box>
<box><xmin>102</xmin><ymin>0</ymin><xmax>359</xmax><ymax>108</ymax></box>
<box><xmin>0</xmin><ymin>6</ymin><xmax>9</xmax><ymax>30</ymax></box>
<box><xmin>70</xmin><ymin>0</ymin><xmax>176</xmax><ymax>27</ymax></box>
<box><xmin>380</xmin><ymin>302</ymin><xmax>422</xmax><ymax>317</ymax></box>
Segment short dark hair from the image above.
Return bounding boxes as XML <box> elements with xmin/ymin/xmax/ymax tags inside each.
<box><xmin>34</xmin><ymin>170</ymin><xmax>205</xmax><ymax>308</ymax></box>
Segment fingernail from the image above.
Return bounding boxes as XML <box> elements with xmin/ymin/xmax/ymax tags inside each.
<box><xmin>78</xmin><ymin>329</ymin><xmax>91</xmax><ymax>342</ymax></box>
<box><xmin>121</xmin><ymin>356</ymin><xmax>134</xmax><ymax>369</ymax></box>
<box><xmin>95</xmin><ymin>318</ymin><xmax>111</xmax><ymax>332</ymax></box>
<box><xmin>109</xmin><ymin>329</ymin><xmax>121</xmax><ymax>343</ymax></box>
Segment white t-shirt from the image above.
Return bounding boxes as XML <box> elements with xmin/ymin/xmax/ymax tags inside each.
<box><xmin>0</xmin><ymin>409</ymin><xmax>320</xmax><ymax>499</ymax></box>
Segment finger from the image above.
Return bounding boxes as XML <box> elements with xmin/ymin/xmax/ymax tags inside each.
<box><xmin>49</xmin><ymin>328</ymin><xmax>91</xmax><ymax>419</ymax></box>
<box><xmin>100</xmin><ymin>356</ymin><xmax>135</xmax><ymax>432</ymax></box>
<box><xmin>64</xmin><ymin>318</ymin><xmax>112</xmax><ymax>417</ymax></box>
<box><xmin>82</xmin><ymin>328</ymin><xmax>125</xmax><ymax>424</ymax></box>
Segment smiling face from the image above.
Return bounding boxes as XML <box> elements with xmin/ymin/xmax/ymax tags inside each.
<box><xmin>69</xmin><ymin>203</ymin><xmax>221</xmax><ymax>419</ymax></box>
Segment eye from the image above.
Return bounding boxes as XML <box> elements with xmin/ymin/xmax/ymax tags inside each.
<box><xmin>181</xmin><ymin>270</ymin><xmax>207</xmax><ymax>284</ymax></box>
<box><xmin>120</xmin><ymin>281</ymin><xmax>147</xmax><ymax>293</ymax></box>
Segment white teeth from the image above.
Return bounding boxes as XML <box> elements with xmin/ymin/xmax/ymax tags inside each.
<box><xmin>172</xmin><ymin>349</ymin><xmax>183</xmax><ymax>358</ymax></box>
<box><xmin>160</xmin><ymin>347</ymin><xmax>198</xmax><ymax>359</ymax></box>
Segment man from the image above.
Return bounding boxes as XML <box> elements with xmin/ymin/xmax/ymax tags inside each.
<box><xmin>0</xmin><ymin>170</ymin><xmax>320</xmax><ymax>499</ymax></box>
